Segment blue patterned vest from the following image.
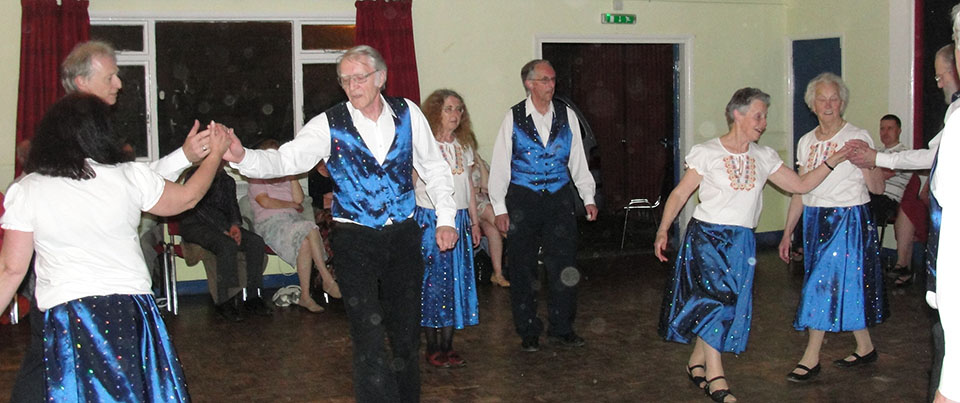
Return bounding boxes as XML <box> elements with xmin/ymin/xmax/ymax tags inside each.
<box><xmin>325</xmin><ymin>97</ymin><xmax>415</xmax><ymax>229</ymax></box>
<box><xmin>509</xmin><ymin>99</ymin><xmax>572</xmax><ymax>193</ymax></box>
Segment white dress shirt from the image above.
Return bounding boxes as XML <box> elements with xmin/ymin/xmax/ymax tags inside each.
<box><xmin>488</xmin><ymin>97</ymin><xmax>596</xmax><ymax>216</ymax></box>
<box><xmin>934</xmin><ymin>102</ymin><xmax>960</xmax><ymax>401</ymax></box>
<box><xmin>231</xmin><ymin>95</ymin><xmax>456</xmax><ymax>228</ymax></box>
<box><xmin>875</xmin><ymin>100</ymin><xmax>960</xmax><ymax>170</ymax></box>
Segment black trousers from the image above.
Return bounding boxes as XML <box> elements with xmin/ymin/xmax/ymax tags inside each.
<box><xmin>331</xmin><ymin>219</ymin><xmax>424</xmax><ymax>403</ymax></box>
<box><xmin>505</xmin><ymin>184</ymin><xmax>579</xmax><ymax>339</ymax></box>
<box><xmin>930</xmin><ymin>310</ymin><xmax>944</xmax><ymax>402</ymax></box>
<box><xmin>179</xmin><ymin>221</ymin><xmax>266</xmax><ymax>303</ymax></box>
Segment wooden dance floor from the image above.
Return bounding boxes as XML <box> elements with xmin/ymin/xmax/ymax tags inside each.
<box><xmin>0</xmin><ymin>233</ymin><xmax>934</xmax><ymax>402</ymax></box>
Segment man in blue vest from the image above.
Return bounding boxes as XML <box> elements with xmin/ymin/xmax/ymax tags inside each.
<box><xmin>223</xmin><ymin>45</ymin><xmax>456</xmax><ymax>403</ymax></box>
<box><xmin>489</xmin><ymin>59</ymin><xmax>597</xmax><ymax>352</ymax></box>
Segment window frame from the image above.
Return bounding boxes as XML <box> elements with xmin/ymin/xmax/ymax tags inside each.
<box><xmin>90</xmin><ymin>14</ymin><xmax>354</xmax><ymax>162</ymax></box>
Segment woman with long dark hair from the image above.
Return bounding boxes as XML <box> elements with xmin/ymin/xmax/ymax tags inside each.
<box><xmin>0</xmin><ymin>93</ymin><xmax>228</xmax><ymax>402</ymax></box>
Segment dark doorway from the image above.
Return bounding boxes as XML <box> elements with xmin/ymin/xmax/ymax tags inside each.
<box><xmin>922</xmin><ymin>0</ymin><xmax>959</xmax><ymax>145</ymax></box>
<box><xmin>791</xmin><ymin>37</ymin><xmax>841</xmax><ymax>151</ymax></box>
<box><xmin>542</xmin><ymin>43</ymin><xmax>677</xmax><ymax>218</ymax></box>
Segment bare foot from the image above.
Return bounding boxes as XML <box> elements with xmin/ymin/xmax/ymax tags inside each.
<box><xmin>491</xmin><ymin>273</ymin><xmax>511</xmax><ymax>287</ymax></box>
<box><xmin>298</xmin><ymin>297</ymin><xmax>325</xmax><ymax>313</ymax></box>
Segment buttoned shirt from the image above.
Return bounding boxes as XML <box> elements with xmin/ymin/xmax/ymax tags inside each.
<box><xmin>488</xmin><ymin>96</ymin><xmax>596</xmax><ymax>216</ymax></box>
<box><xmin>231</xmin><ymin>95</ymin><xmax>456</xmax><ymax>228</ymax></box>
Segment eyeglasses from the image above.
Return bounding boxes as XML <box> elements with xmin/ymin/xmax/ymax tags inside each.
<box><xmin>338</xmin><ymin>70</ymin><xmax>378</xmax><ymax>87</ymax></box>
<box><xmin>442</xmin><ymin>106</ymin><xmax>464</xmax><ymax>114</ymax></box>
<box><xmin>528</xmin><ymin>76</ymin><xmax>556</xmax><ymax>84</ymax></box>
<box><xmin>936</xmin><ymin>73</ymin><xmax>950</xmax><ymax>83</ymax></box>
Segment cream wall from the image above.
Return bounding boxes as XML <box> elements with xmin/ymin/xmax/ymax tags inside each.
<box><xmin>0</xmin><ymin>0</ymin><xmax>896</xmax><ymax>236</ymax></box>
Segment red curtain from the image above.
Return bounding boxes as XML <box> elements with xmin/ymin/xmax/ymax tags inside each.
<box><xmin>15</xmin><ymin>0</ymin><xmax>89</xmax><ymax>176</ymax></box>
<box><xmin>354</xmin><ymin>0</ymin><xmax>420</xmax><ymax>104</ymax></box>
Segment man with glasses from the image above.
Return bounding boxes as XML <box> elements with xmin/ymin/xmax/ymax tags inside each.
<box><xmin>223</xmin><ymin>45</ymin><xmax>456</xmax><ymax>403</ymax></box>
<box><xmin>847</xmin><ymin>43</ymin><xmax>960</xmax><ymax>402</ymax></box>
<box><xmin>489</xmin><ymin>59</ymin><xmax>597</xmax><ymax>352</ymax></box>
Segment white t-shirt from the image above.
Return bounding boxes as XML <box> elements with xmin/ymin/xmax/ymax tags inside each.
<box><xmin>687</xmin><ymin>138</ymin><xmax>783</xmax><ymax>228</ymax></box>
<box><xmin>1</xmin><ymin>161</ymin><xmax>166</xmax><ymax>310</ymax></box>
<box><xmin>796</xmin><ymin>123</ymin><xmax>872</xmax><ymax>207</ymax></box>
<box><xmin>416</xmin><ymin>139</ymin><xmax>474</xmax><ymax>210</ymax></box>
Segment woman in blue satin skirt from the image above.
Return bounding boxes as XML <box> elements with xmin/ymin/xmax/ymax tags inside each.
<box><xmin>0</xmin><ymin>94</ymin><xmax>230</xmax><ymax>402</ymax></box>
<box><xmin>416</xmin><ymin>89</ymin><xmax>482</xmax><ymax>368</ymax></box>
<box><xmin>779</xmin><ymin>73</ymin><xmax>888</xmax><ymax>383</ymax></box>
<box><xmin>656</xmin><ymin>88</ymin><xmax>848</xmax><ymax>402</ymax></box>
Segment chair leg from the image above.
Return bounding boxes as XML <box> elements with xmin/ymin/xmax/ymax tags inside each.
<box><xmin>621</xmin><ymin>209</ymin><xmax>631</xmax><ymax>250</ymax></box>
<box><xmin>9</xmin><ymin>296</ymin><xmax>18</xmax><ymax>325</ymax></box>
<box><xmin>162</xmin><ymin>245</ymin><xmax>172</xmax><ymax>313</ymax></box>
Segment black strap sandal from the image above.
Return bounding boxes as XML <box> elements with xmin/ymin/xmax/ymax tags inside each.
<box><xmin>705</xmin><ymin>375</ymin><xmax>735</xmax><ymax>403</ymax></box>
<box><xmin>686</xmin><ymin>364</ymin><xmax>707</xmax><ymax>389</ymax></box>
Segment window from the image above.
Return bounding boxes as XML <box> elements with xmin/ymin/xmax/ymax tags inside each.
<box><xmin>91</xmin><ymin>18</ymin><xmax>354</xmax><ymax>161</ymax></box>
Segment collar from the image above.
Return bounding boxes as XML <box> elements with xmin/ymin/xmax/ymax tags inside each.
<box><xmin>346</xmin><ymin>94</ymin><xmax>396</xmax><ymax>123</ymax></box>
<box><xmin>952</xmin><ymin>91</ymin><xmax>960</xmax><ymax>103</ymax></box>
<box><xmin>524</xmin><ymin>96</ymin><xmax>554</xmax><ymax>119</ymax></box>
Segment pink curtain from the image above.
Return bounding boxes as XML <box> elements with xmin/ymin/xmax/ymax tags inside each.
<box><xmin>15</xmin><ymin>0</ymin><xmax>89</xmax><ymax>176</ymax></box>
<box><xmin>354</xmin><ymin>0</ymin><xmax>420</xmax><ymax>104</ymax></box>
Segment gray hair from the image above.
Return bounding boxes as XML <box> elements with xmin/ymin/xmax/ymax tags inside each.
<box><xmin>803</xmin><ymin>72</ymin><xmax>849</xmax><ymax>116</ymax></box>
<box><xmin>337</xmin><ymin>45</ymin><xmax>388</xmax><ymax>76</ymax></box>
<box><xmin>953</xmin><ymin>3</ymin><xmax>960</xmax><ymax>45</ymax></box>
<box><xmin>520</xmin><ymin>59</ymin><xmax>552</xmax><ymax>93</ymax></box>
<box><xmin>724</xmin><ymin>87</ymin><xmax>771</xmax><ymax>127</ymax></box>
<box><xmin>61</xmin><ymin>41</ymin><xmax>116</xmax><ymax>93</ymax></box>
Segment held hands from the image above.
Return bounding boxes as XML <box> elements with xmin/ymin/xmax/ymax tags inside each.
<box><xmin>844</xmin><ymin>139</ymin><xmax>877</xmax><ymax>169</ymax></box>
<box><xmin>222</xmin><ymin>127</ymin><xmax>246</xmax><ymax>163</ymax></box>
<box><xmin>436</xmin><ymin>226</ymin><xmax>458</xmax><ymax>251</ymax></box>
<box><xmin>653</xmin><ymin>230</ymin><xmax>669</xmax><ymax>262</ymax></box>
<box><xmin>182</xmin><ymin>120</ymin><xmax>211</xmax><ymax>162</ymax></box>
<box><xmin>826</xmin><ymin>144</ymin><xmax>851</xmax><ymax>168</ymax></box>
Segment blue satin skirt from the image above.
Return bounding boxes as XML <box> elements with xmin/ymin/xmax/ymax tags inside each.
<box><xmin>793</xmin><ymin>204</ymin><xmax>888</xmax><ymax>332</ymax></box>
<box><xmin>43</xmin><ymin>294</ymin><xmax>190</xmax><ymax>402</ymax></box>
<box><xmin>415</xmin><ymin>207</ymin><xmax>479</xmax><ymax>329</ymax></box>
<box><xmin>659</xmin><ymin>218</ymin><xmax>756</xmax><ymax>354</ymax></box>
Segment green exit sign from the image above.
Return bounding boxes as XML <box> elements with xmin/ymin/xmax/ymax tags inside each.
<box><xmin>602</xmin><ymin>13</ymin><xmax>636</xmax><ymax>24</ymax></box>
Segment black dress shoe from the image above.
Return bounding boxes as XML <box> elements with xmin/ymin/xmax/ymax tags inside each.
<box><xmin>786</xmin><ymin>363</ymin><xmax>820</xmax><ymax>383</ymax></box>
<box><xmin>548</xmin><ymin>333</ymin><xmax>585</xmax><ymax>348</ymax></box>
<box><xmin>215</xmin><ymin>297</ymin><xmax>244</xmax><ymax>322</ymax></box>
<box><xmin>244</xmin><ymin>297</ymin><xmax>274</xmax><ymax>316</ymax></box>
<box><xmin>833</xmin><ymin>349</ymin><xmax>877</xmax><ymax>367</ymax></box>
<box><xmin>520</xmin><ymin>337</ymin><xmax>540</xmax><ymax>352</ymax></box>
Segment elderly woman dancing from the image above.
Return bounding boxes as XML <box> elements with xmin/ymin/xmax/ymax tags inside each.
<box><xmin>0</xmin><ymin>93</ymin><xmax>229</xmax><ymax>402</ymax></box>
<box><xmin>416</xmin><ymin>89</ymin><xmax>483</xmax><ymax>368</ymax></box>
<box><xmin>656</xmin><ymin>88</ymin><xmax>848</xmax><ymax>402</ymax></box>
<box><xmin>779</xmin><ymin>72</ymin><xmax>887</xmax><ymax>383</ymax></box>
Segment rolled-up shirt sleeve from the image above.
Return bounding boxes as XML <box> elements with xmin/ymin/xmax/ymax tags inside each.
<box><xmin>409</xmin><ymin>102</ymin><xmax>456</xmax><ymax>228</ymax></box>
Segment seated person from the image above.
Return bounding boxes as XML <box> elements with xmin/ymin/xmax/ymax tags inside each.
<box><xmin>471</xmin><ymin>151</ymin><xmax>510</xmax><ymax>287</ymax></box>
<box><xmin>180</xmin><ymin>163</ymin><xmax>271</xmax><ymax>321</ymax></box>
<box><xmin>248</xmin><ymin>139</ymin><xmax>340</xmax><ymax>314</ymax></box>
<box><xmin>869</xmin><ymin>114</ymin><xmax>911</xmax><ymax>225</ymax></box>
<box><xmin>308</xmin><ymin>160</ymin><xmax>335</xmax><ymax>261</ymax></box>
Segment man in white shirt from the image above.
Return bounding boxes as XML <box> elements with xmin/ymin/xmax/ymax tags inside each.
<box><xmin>222</xmin><ymin>45</ymin><xmax>456</xmax><ymax>403</ymax></box>
<box><xmin>489</xmin><ymin>59</ymin><xmax>597</xmax><ymax>352</ymax></box>
<box><xmin>10</xmin><ymin>40</ymin><xmax>211</xmax><ymax>403</ymax></box>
